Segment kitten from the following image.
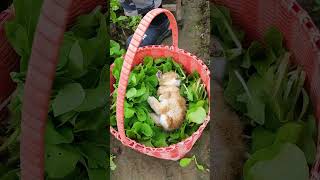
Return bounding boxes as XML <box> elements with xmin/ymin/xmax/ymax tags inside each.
<box><xmin>147</xmin><ymin>71</ymin><xmax>187</xmax><ymax>131</ymax></box>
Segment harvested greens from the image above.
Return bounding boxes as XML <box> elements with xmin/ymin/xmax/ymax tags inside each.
<box><xmin>1</xmin><ymin>1</ymin><xmax>108</xmax><ymax>179</ymax></box>
<box><xmin>110</xmin><ymin>56</ymin><xmax>209</xmax><ymax>147</ymax></box>
<box><xmin>212</xmin><ymin>4</ymin><xmax>317</xmax><ymax>180</ymax></box>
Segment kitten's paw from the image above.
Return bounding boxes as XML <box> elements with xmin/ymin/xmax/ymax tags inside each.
<box><xmin>160</xmin><ymin>114</ymin><xmax>170</xmax><ymax>130</ymax></box>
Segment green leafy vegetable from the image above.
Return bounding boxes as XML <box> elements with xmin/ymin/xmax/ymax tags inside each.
<box><xmin>3</xmin><ymin>4</ymin><xmax>109</xmax><ymax>179</ymax></box>
<box><xmin>244</xmin><ymin>143</ymin><xmax>309</xmax><ymax>180</ymax></box>
<box><xmin>179</xmin><ymin>155</ymin><xmax>208</xmax><ymax>172</ymax></box>
<box><xmin>213</xmin><ymin>4</ymin><xmax>317</xmax><ymax>180</ymax></box>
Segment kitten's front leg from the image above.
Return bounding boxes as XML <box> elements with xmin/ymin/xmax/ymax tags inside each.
<box><xmin>147</xmin><ymin>96</ymin><xmax>162</xmax><ymax>115</ymax></box>
<box><xmin>149</xmin><ymin>113</ymin><xmax>161</xmax><ymax>126</ymax></box>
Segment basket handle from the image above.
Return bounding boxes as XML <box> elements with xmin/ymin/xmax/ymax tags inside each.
<box><xmin>116</xmin><ymin>8</ymin><xmax>179</xmax><ymax>142</ymax></box>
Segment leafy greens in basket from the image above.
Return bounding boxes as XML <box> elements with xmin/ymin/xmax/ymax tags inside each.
<box><xmin>1</xmin><ymin>1</ymin><xmax>108</xmax><ymax>179</ymax></box>
<box><xmin>212</xmin><ymin>4</ymin><xmax>317</xmax><ymax>180</ymax></box>
<box><xmin>111</xmin><ymin>56</ymin><xmax>209</xmax><ymax>147</ymax></box>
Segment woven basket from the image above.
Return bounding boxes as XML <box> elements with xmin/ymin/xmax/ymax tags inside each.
<box><xmin>0</xmin><ymin>8</ymin><xmax>18</xmax><ymax>121</ymax></box>
<box><xmin>110</xmin><ymin>8</ymin><xmax>210</xmax><ymax>160</ymax></box>
<box><xmin>0</xmin><ymin>0</ymin><xmax>105</xmax><ymax>179</ymax></box>
<box><xmin>214</xmin><ymin>0</ymin><xmax>320</xmax><ymax>179</ymax></box>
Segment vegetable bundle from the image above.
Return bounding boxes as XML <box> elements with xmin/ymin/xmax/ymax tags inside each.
<box><xmin>0</xmin><ymin>1</ymin><xmax>108</xmax><ymax>179</ymax></box>
<box><xmin>212</xmin><ymin>4</ymin><xmax>317</xmax><ymax>180</ymax></box>
<box><xmin>110</xmin><ymin>56</ymin><xmax>209</xmax><ymax>147</ymax></box>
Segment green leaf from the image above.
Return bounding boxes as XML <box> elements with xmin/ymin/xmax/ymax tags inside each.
<box><xmin>242</xmin><ymin>41</ymin><xmax>264</xmax><ymax>69</ymax></box>
<box><xmin>74</xmin><ymin>108</ymin><xmax>107</xmax><ymax>132</ymax></box>
<box><xmin>244</xmin><ymin>143</ymin><xmax>309</xmax><ymax>180</ymax></box>
<box><xmin>70</xmin><ymin>8</ymin><xmax>101</xmax><ymax>38</ymax></box>
<box><xmin>263</xmin><ymin>27</ymin><xmax>284</xmax><ymax>56</ymax></box>
<box><xmin>247</xmin><ymin>98</ymin><xmax>265</xmax><ymax>125</ymax></box>
<box><xmin>0</xmin><ymin>169</ymin><xmax>19</xmax><ymax>180</ymax></box>
<box><xmin>152</xmin><ymin>128</ymin><xmax>168</xmax><ymax>147</ymax></box>
<box><xmin>52</xmin><ymin>83</ymin><xmax>85</xmax><ymax>117</ymax></box>
<box><xmin>224</xmin><ymin>71</ymin><xmax>246</xmax><ymax>112</ymax></box>
<box><xmin>300</xmin><ymin>135</ymin><xmax>316</xmax><ymax>165</ymax></box>
<box><xmin>187</xmin><ymin>107</ymin><xmax>206</xmax><ymax>124</ymax></box>
<box><xmin>136</xmin><ymin>108</ymin><xmax>147</xmax><ymax>121</ymax></box>
<box><xmin>56</xmin><ymin>33</ymin><xmax>76</xmax><ymax>72</ymax></box>
<box><xmin>88</xmin><ymin>168</ymin><xmax>107</xmax><ymax>180</ymax></box>
<box><xmin>124</xmin><ymin>107</ymin><xmax>135</xmax><ymax>118</ymax></box>
<box><xmin>179</xmin><ymin>158</ymin><xmax>193</xmax><ymax>167</ymax></box>
<box><xmin>4</xmin><ymin>22</ymin><xmax>29</xmax><ymax>58</ymax></box>
<box><xmin>143</xmin><ymin>56</ymin><xmax>154</xmax><ymax>68</ymax></box>
<box><xmin>45</xmin><ymin>144</ymin><xmax>81</xmax><ymax>178</ymax></box>
<box><xmin>297</xmin><ymin>88</ymin><xmax>309</xmax><ymax>121</ymax></box>
<box><xmin>140</xmin><ymin>123</ymin><xmax>153</xmax><ymax>137</ymax></box>
<box><xmin>273</xmin><ymin>53</ymin><xmax>290</xmax><ymax>98</ymax></box>
<box><xmin>132</xmin><ymin>122</ymin><xmax>153</xmax><ymax>137</ymax></box>
<box><xmin>251</xmin><ymin>127</ymin><xmax>275</xmax><ymax>153</ymax></box>
<box><xmin>45</xmin><ymin>120</ymin><xmax>73</xmax><ymax>145</ymax></box>
<box><xmin>79</xmin><ymin>143</ymin><xmax>106</xmax><ymax>169</ymax></box>
<box><xmin>56</xmin><ymin>111</ymin><xmax>78</xmax><ymax>126</ymax></box>
<box><xmin>66</xmin><ymin>40</ymin><xmax>85</xmax><ymax>78</ymax></box>
<box><xmin>126</xmin><ymin>88</ymin><xmax>137</xmax><ymax>99</ymax></box>
<box><xmin>110</xmin><ymin>154</ymin><xmax>117</xmax><ymax>171</ymax></box>
<box><xmin>306</xmin><ymin>115</ymin><xmax>317</xmax><ymax>138</ymax></box>
<box><xmin>194</xmin><ymin>156</ymin><xmax>206</xmax><ymax>171</ymax></box>
<box><xmin>75</xmin><ymin>87</ymin><xmax>107</xmax><ymax>112</ymax></box>
<box><xmin>274</xmin><ymin>122</ymin><xmax>304</xmax><ymax>145</ymax></box>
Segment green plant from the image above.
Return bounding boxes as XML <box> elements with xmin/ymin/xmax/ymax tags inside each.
<box><xmin>110</xmin><ymin>57</ymin><xmax>209</xmax><ymax>147</ymax></box>
<box><xmin>313</xmin><ymin>0</ymin><xmax>320</xmax><ymax>12</ymax></box>
<box><xmin>179</xmin><ymin>155</ymin><xmax>208</xmax><ymax>172</ymax></box>
<box><xmin>110</xmin><ymin>39</ymin><xmax>125</xmax><ymax>60</ymax></box>
<box><xmin>110</xmin><ymin>0</ymin><xmax>141</xmax><ymax>31</ymax></box>
<box><xmin>1</xmin><ymin>1</ymin><xmax>108</xmax><ymax>179</ymax></box>
<box><xmin>212</xmin><ymin>4</ymin><xmax>317</xmax><ymax>180</ymax></box>
<box><xmin>109</xmin><ymin>154</ymin><xmax>117</xmax><ymax>171</ymax></box>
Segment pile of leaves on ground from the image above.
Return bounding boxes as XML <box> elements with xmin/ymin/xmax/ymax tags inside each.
<box><xmin>0</xmin><ymin>0</ymin><xmax>108</xmax><ymax>179</ymax></box>
<box><xmin>212</xmin><ymin>4</ymin><xmax>317</xmax><ymax>180</ymax></box>
<box><xmin>110</xmin><ymin>56</ymin><xmax>209</xmax><ymax>147</ymax></box>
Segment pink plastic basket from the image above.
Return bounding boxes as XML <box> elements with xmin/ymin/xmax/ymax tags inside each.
<box><xmin>214</xmin><ymin>0</ymin><xmax>320</xmax><ymax>179</ymax></box>
<box><xmin>110</xmin><ymin>8</ymin><xmax>210</xmax><ymax>160</ymax></box>
<box><xmin>0</xmin><ymin>8</ymin><xmax>18</xmax><ymax>119</ymax></box>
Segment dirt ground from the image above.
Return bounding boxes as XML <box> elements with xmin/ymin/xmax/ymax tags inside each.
<box><xmin>110</xmin><ymin>1</ymin><xmax>210</xmax><ymax>180</ymax></box>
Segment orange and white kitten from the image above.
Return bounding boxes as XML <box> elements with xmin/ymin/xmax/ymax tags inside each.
<box><xmin>147</xmin><ymin>71</ymin><xmax>187</xmax><ymax>131</ymax></box>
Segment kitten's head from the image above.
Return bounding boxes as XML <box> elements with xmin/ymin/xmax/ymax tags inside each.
<box><xmin>157</xmin><ymin>71</ymin><xmax>181</xmax><ymax>87</ymax></box>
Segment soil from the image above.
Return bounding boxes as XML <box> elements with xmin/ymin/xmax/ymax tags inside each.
<box><xmin>162</xmin><ymin>0</ymin><xmax>210</xmax><ymax>65</ymax></box>
<box><xmin>110</xmin><ymin>1</ymin><xmax>210</xmax><ymax>180</ymax></box>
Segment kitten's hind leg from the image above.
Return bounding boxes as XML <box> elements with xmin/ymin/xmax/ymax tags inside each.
<box><xmin>149</xmin><ymin>113</ymin><xmax>161</xmax><ymax>126</ymax></box>
<box><xmin>147</xmin><ymin>96</ymin><xmax>162</xmax><ymax>115</ymax></box>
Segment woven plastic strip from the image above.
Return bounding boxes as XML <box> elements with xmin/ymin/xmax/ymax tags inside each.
<box><xmin>116</xmin><ymin>8</ymin><xmax>179</xmax><ymax>143</ymax></box>
<box><xmin>214</xmin><ymin>0</ymin><xmax>320</xmax><ymax>179</ymax></box>
<box><xmin>0</xmin><ymin>8</ymin><xmax>18</xmax><ymax>114</ymax></box>
<box><xmin>20</xmin><ymin>0</ymin><xmax>105</xmax><ymax>179</ymax></box>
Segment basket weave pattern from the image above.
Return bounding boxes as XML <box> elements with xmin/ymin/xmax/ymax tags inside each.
<box><xmin>110</xmin><ymin>8</ymin><xmax>210</xmax><ymax>160</ymax></box>
<box><xmin>0</xmin><ymin>8</ymin><xmax>18</xmax><ymax>119</ymax></box>
<box><xmin>214</xmin><ymin>0</ymin><xmax>320</xmax><ymax>179</ymax></box>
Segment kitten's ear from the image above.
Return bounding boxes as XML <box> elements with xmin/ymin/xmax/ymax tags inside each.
<box><xmin>156</xmin><ymin>71</ymin><xmax>162</xmax><ymax>79</ymax></box>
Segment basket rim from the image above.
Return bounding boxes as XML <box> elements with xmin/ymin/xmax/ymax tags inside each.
<box><xmin>109</xmin><ymin>44</ymin><xmax>210</xmax><ymax>152</ymax></box>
